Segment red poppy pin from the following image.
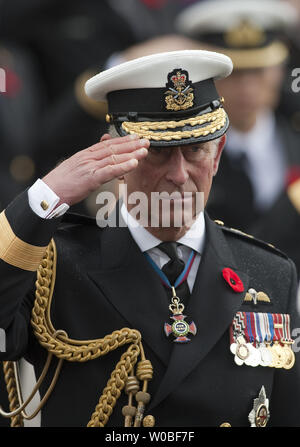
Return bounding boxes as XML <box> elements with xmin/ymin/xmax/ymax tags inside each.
<box><xmin>222</xmin><ymin>268</ymin><xmax>244</xmax><ymax>292</ymax></box>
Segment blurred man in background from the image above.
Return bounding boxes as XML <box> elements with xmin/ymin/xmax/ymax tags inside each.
<box><xmin>177</xmin><ymin>0</ymin><xmax>300</xmax><ymax>275</ymax></box>
<box><xmin>0</xmin><ymin>0</ymin><xmax>203</xmax><ymax>217</ymax></box>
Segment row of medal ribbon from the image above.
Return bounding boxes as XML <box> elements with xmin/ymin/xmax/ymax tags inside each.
<box><xmin>230</xmin><ymin>312</ymin><xmax>295</xmax><ymax>369</ymax></box>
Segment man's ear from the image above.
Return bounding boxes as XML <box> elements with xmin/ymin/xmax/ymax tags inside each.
<box><xmin>213</xmin><ymin>134</ymin><xmax>226</xmax><ymax>176</ymax></box>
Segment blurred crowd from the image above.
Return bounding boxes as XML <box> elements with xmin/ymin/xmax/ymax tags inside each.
<box><xmin>0</xmin><ymin>0</ymin><xmax>202</xmax><ymax>215</ymax></box>
<box><xmin>1</xmin><ymin>0</ymin><xmax>300</xmax><ymax>426</ymax></box>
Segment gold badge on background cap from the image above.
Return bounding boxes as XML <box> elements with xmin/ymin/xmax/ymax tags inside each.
<box><xmin>224</xmin><ymin>20</ymin><xmax>265</xmax><ymax>48</ymax></box>
<box><xmin>165</xmin><ymin>69</ymin><xmax>194</xmax><ymax>111</ymax></box>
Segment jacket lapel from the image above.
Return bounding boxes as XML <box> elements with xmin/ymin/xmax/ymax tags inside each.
<box><xmin>149</xmin><ymin>215</ymin><xmax>249</xmax><ymax>410</ymax></box>
<box><xmin>87</xmin><ymin>207</ymin><xmax>249</xmax><ymax>409</ymax></box>
<box><xmin>87</xmin><ymin>208</ymin><xmax>173</xmax><ymax>366</ymax></box>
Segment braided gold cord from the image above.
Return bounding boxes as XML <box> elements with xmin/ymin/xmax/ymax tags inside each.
<box><xmin>136</xmin><ymin>360</ymin><xmax>153</xmax><ymax>384</ymax></box>
<box><xmin>2</xmin><ymin>239</ymin><xmax>151</xmax><ymax>427</ymax></box>
<box><xmin>31</xmin><ymin>242</ymin><xmax>142</xmax><ymax>363</ymax></box>
<box><xmin>87</xmin><ymin>343</ymin><xmax>141</xmax><ymax>427</ymax></box>
<box><xmin>122</xmin><ymin>108</ymin><xmax>226</xmax><ymax>141</ymax></box>
<box><xmin>2</xmin><ymin>361</ymin><xmax>23</xmax><ymax>427</ymax></box>
<box><xmin>32</xmin><ymin>238</ymin><xmax>151</xmax><ymax>427</ymax></box>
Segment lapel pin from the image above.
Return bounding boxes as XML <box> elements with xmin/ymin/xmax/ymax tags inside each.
<box><xmin>244</xmin><ymin>288</ymin><xmax>271</xmax><ymax>305</ymax></box>
<box><xmin>248</xmin><ymin>386</ymin><xmax>270</xmax><ymax>427</ymax></box>
<box><xmin>222</xmin><ymin>268</ymin><xmax>244</xmax><ymax>292</ymax></box>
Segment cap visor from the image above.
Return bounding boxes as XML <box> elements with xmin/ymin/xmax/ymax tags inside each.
<box><xmin>115</xmin><ymin>107</ymin><xmax>228</xmax><ymax>146</ymax></box>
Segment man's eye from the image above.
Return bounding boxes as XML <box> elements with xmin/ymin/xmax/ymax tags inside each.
<box><xmin>190</xmin><ymin>146</ymin><xmax>201</xmax><ymax>152</ymax></box>
<box><xmin>149</xmin><ymin>147</ymin><xmax>163</xmax><ymax>154</ymax></box>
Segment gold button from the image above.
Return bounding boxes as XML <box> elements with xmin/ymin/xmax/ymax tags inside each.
<box><xmin>40</xmin><ymin>200</ymin><xmax>49</xmax><ymax>211</ymax></box>
<box><xmin>143</xmin><ymin>415</ymin><xmax>155</xmax><ymax>427</ymax></box>
<box><xmin>105</xmin><ymin>113</ymin><xmax>112</xmax><ymax>123</ymax></box>
<box><xmin>214</xmin><ymin>219</ymin><xmax>224</xmax><ymax>226</ymax></box>
<box><xmin>220</xmin><ymin>422</ymin><xmax>231</xmax><ymax>427</ymax></box>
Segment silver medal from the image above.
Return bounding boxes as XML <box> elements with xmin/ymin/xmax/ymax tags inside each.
<box><xmin>258</xmin><ymin>343</ymin><xmax>272</xmax><ymax>367</ymax></box>
<box><xmin>245</xmin><ymin>343</ymin><xmax>261</xmax><ymax>367</ymax></box>
<box><xmin>231</xmin><ymin>335</ymin><xmax>251</xmax><ymax>366</ymax></box>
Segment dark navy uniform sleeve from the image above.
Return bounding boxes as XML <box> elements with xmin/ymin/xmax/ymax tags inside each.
<box><xmin>0</xmin><ymin>190</ymin><xmax>61</xmax><ymax>360</ymax></box>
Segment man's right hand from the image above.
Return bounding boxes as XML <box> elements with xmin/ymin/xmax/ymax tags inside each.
<box><xmin>42</xmin><ymin>134</ymin><xmax>149</xmax><ymax>206</ymax></box>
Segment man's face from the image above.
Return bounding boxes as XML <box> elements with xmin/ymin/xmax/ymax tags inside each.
<box><xmin>216</xmin><ymin>66</ymin><xmax>284</xmax><ymax>129</ymax></box>
<box><xmin>124</xmin><ymin>137</ymin><xmax>225</xmax><ymax>230</ymax></box>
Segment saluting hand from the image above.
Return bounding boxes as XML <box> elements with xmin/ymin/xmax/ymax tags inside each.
<box><xmin>42</xmin><ymin>134</ymin><xmax>149</xmax><ymax>206</ymax></box>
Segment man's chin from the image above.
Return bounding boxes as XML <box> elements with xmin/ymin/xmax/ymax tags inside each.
<box><xmin>148</xmin><ymin>208</ymin><xmax>197</xmax><ymax>230</ymax></box>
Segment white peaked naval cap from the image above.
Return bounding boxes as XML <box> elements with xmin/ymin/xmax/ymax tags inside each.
<box><xmin>85</xmin><ymin>50</ymin><xmax>233</xmax><ymax>147</ymax></box>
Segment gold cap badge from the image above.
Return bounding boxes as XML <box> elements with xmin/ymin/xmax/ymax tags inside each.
<box><xmin>165</xmin><ymin>69</ymin><xmax>194</xmax><ymax>111</ymax></box>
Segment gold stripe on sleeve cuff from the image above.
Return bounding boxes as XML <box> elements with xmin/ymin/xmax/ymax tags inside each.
<box><xmin>288</xmin><ymin>178</ymin><xmax>300</xmax><ymax>215</ymax></box>
<box><xmin>0</xmin><ymin>211</ymin><xmax>48</xmax><ymax>271</ymax></box>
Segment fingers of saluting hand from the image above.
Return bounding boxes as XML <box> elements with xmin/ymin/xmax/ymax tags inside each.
<box><xmin>42</xmin><ymin>135</ymin><xmax>150</xmax><ymax>207</ymax></box>
<box><xmin>92</xmin><ymin>147</ymin><xmax>149</xmax><ymax>184</ymax></box>
<box><xmin>90</xmin><ymin>134</ymin><xmax>136</xmax><ymax>151</ymax></box>
<box><xmin>99</xmin><ymin>133</ymin><xmax>112</xmax><ymax>142</ymax></box>
<box><xmin>96</xmin><ymin>146</ymin><xmax>148</xmax><ymax>169</ymax></box>
<box><xmin>89</xmin><ymin>134</ymin><xmax>150</xmax><ymax>159</ymax></box>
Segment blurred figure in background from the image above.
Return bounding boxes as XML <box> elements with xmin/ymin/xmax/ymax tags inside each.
<box><xmin>0</xmin><ymin>0</ymin><xmax>139</xmax><ymax>215</ymax></box>
<box><xmin>278</xmin><ymin>0</ymin><xmax>300</xmax><ymax>130</ymax></box>
<box><xmin>0</xmin><ymin>35</ymin><xmax>44</xmax><ymax>428</ymax></box>
<box><xmin>0</xmin><ymin>0</ymin><xmax>203</xmax><ymax>217</ymax></box>
<box><xmin>0</xmin><ymin>43</ymin><xmax>41</xmax><ymax>211</ymax></box>
<box><xmin>177</xmin><ymin>0</ymin><xmax>300</xmax><ymax>275</ymax></box>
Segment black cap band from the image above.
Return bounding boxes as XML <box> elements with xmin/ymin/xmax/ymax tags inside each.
<box><xmin>107</xmin><ymin>78</ymin><xmax>219</xmax><ymax>116</ymax></box>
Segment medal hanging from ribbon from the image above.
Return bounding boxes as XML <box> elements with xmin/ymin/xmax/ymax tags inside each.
<box><xmin>272</xmin><ymin>314</ymin><xmax>286</xmax><ymax>368</ymax></box>
<box><xmin>281</xmin><ymin>314</ymin><xmax>295</xmax><ymax>369</ymax></box>
<box><xmin>230</xmin><ymin>312</ymin><xmax>260</xmax><ymax>366</ymax></box>
<box><xmin>229</xmin><ymin>312</ymin><xmax>295</xmax><ymax>369</ymax></box>
<box><xmin>255</xmin><ymin>313</ymin><xmax>272</xmax><ymax>367</ymax></box>
<box><xmin>144</xmin><ymin>250</ymin><xmax>197</xmax><ymax>343</ymax></box>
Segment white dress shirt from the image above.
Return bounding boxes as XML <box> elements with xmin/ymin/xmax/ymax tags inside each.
<box><xmin>121</xmin><ymin>203</ymin><xmax>205</xmax><ymax>293</ymax></box>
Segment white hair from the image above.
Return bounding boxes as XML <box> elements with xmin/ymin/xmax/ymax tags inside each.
<box><xmin>108</xmin><ymin>124</ymin><xmax>120</xmax><ymax>138</ymax></box>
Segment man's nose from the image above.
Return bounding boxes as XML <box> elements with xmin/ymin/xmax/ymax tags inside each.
<box><xmin>165</xmin><ymin>149</ymin><xmax>189</xmax><ymax>186</ymax></box>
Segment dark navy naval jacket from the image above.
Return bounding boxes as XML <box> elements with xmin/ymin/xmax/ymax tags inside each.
<box><xmin>0</xmin><ymin>191</ymin><xmax>300</xmax><ymax>427</ymax></box>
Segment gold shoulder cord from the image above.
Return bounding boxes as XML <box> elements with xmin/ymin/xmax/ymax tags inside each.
<box><xmin>1</xmin><ymin>239</ymin><xmax>154</xmax><ymax>427</ymax></box>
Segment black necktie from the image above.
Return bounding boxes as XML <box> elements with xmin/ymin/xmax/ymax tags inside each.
<box><xmin>158</xmin><ymin>242</ymin><xmax>191</xmax><ymax>304</ymax></box>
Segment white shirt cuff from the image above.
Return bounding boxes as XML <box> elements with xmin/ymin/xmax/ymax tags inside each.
<box><xmin>28</xmin><ymin>179</ymin><xmax>69</xmax><ymax>219</ymax></box>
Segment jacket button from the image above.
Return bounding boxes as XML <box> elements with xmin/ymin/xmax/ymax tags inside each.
<box><xmin>220</xmin><ymin>422</ymin><xmax>231</xmax><ymax>427</ymax></box>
